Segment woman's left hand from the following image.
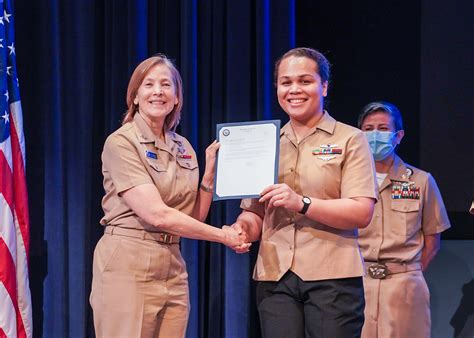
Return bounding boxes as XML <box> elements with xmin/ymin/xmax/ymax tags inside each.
<box><xmin>202</xmin><ymin>140</ymin><xmax>220</xmax><ymax>184</ymax></box>
<box><xmin>259</xmin><ymin>183</ymin><xmax>303</xmax><ymax>212</ymax></box>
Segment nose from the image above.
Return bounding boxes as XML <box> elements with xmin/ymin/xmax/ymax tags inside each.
<box><xmin>153</xmin><ymin>85</ymin><xmax>163</xmax><ymax>95</ymax></box>
<box><xmin>289</xmin><ymin>83</ymin><xmax>301</xmax><ymax>93</ymax></box>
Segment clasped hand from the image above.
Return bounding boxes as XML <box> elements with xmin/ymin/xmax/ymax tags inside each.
<box><xmin>221</xmin><ymin>225</ymin><xmax>247</xmax><ymax>248</ymax></box>
<box><xmin>221</xmin><ymin>224</ymin><xmax>251</xmax><ymax>253</ymax></box>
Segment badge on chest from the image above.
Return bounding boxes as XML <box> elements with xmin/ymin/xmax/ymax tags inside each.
<box><xmin>175</xmin><ymin>140</ymin><xmax>193</xmax><ymax>160</ymax></box>
<box><xmin>391</xmin><ymin>180</ymin><xmax>420</xmax><ymax>199</ymax></box>
<box><xmin>312</xmin><ymin>144</ymin><xmax>342</xmax><ymax>161</ymax></box>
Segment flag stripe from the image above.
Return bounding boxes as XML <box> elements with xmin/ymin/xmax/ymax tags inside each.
<box><xmin>0</xmin><ymin>238</ymin><xmax>26</xmax><ymax>338</ymax></box>
<box><xmin>0</xmin><ymin>276</ymin><xmax>17</xmax><ymax>338</ymax></box>
<box><xmin>0</xmin><ymin>150</ymin><xmax>14</xmax><ymax>210</ymax></box>
<box><xmin>9</xmin><ymin>114</ymin><xmax>30</xmax><ymax>260</ymax></box>
<box><xmin>0</xmin><ymin>138</ymin><xmax>13</xmax><ymax>171</ymax></box>
<box><xmin>9</xmin><ymin>102</ymin><xmax>25</xmax><ymax>164</ymax></box>
<box><xmin>1</xmin><ymin>195</ymin><xmax>16</xmax><ymax>269</ymax></box>
<box><xmin>0</xmin><ymin>326</ymin><xmax>8</xmax><ymax>338</ymax></box>
<box><xmin>13</xmin><ymin>220</ymin><xmax>32</xmax><ymax>338</ymax></box>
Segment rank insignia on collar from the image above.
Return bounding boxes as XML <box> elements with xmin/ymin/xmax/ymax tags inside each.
<box><xmin>145</xmin><ymin>150</ymin><xmax>158</xmax><ymax>160</ymax></box>
<box><xmin>312</xmin><ymin>148</ymin><xmax>342</xmax><ymax>155</ymax></box>
<box><xmin>401</xmin><ymin>167</ymin><xmax>414</xmax><ymax>180</ymax></box>
<box><xmin>391</xmin><ymin>180</ymin><xmax>420</xmax><ymax>199</ymax></box>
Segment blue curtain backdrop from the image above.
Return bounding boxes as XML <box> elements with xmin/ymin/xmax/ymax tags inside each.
<box><xmin>15</xmin><ymin>0</ymin><xmax>295</xmax><ymax>337</ymax></box>
<box><xmin>12</xmin><ymin>0</ymin><xmax>474</xmax><ymax>336</ymax></box>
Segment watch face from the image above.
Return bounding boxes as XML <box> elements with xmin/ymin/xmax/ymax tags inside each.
<box><xmin>303</xmin><ymin>197</ymin><xmax>311</xmax><ymax>204</ymax></box>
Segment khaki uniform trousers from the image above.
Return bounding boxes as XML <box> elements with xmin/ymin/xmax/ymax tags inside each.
<box><xmin>362</xmin><ymin>266</ymin><xmax>430</xmax><ymax>338</ymax></box>
<box><xmin>90</xmin><ymin>232</ymin><xmax>189</xmax><ymax>338</ymax></box>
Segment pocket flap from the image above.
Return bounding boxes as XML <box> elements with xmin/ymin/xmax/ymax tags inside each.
<box><xmin>146</xmin><ymin>159</ymin><xmax>167</xmax><ymax>172</ymax></box>
<box><xmin>177</xmin><ymin>158</ymin><xmax>198</xmax><ymax>170</ymax></box>
<box><xmin>391</xmin><ymin>201</ymin><xmax>420</xmax><ymax>212</ymax></box>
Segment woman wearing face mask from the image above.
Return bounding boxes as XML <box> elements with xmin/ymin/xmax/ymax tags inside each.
<box><xmin>358</xmin><ymin>101</ymin><xmax>451</xmax><ymax>338</ymax></box>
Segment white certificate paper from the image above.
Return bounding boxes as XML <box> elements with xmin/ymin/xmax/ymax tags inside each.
<box><xmin>214</xmin><ymin>120</ymin><xmax>280</xmax><ymax>200</ymax></box>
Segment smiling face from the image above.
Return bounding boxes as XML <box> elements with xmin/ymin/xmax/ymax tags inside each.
<box><xmin>134</xmin><ymin>63</ymin><xmax>179</xmax><ymax>127</ymax></box>
<box><xmin>276</xmin><ymin>56</ymin><xmax>328</xmax><ymax>124</ymax></box>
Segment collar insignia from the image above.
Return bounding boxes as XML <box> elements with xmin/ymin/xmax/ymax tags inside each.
<box><xmin>145</xmin><ymin>150</ymin><xmax>158</xmax><ymax>160</ymax></box>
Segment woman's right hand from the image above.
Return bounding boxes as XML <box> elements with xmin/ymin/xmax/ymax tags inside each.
<box><xmin>220</xmin><ymin>225</ymin><xmax>244</xmax><ymax>248</ymax></box>
<box><xmin>231</xmin><ymin>223</ymin><xmax>252</xmax><ymax>253</ymax></box>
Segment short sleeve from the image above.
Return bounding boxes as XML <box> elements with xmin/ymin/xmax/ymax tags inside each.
<box><xmin>421</xmin><ymin>173</ymin><xmax>451</xmax><ymax>235</ymax></box>
<box><xmin>102</xmin><ymin>134</ymin><xmax>153</xmax><ymax>194</ymax></box>
<box><xmin>240</xmin><ymin>197</ymin><xmax>265</xmax><ymax>218</ymax></box>
<box><xmin>341</xmin><ymin>131</ymin><xmax>378</xmax><ymax>200</ymax></box>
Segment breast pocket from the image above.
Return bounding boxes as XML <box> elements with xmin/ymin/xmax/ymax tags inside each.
<box><xmin>390</xmin><ymin>201</ymin><xmax>421</xmax><ymax>237</ymax></box>
<box><xmin>304</xmin><ymin>155</ymin><xmax>342</xmax><ymax>199</ymax></box>
<box><xmin>176</xmin><ymin>158</ymin><xmax>199</xmax><ymax>192</ymax></box>
<box><xmin>146</xmin><ymin>158</ymin><xmax>167</xmax><ymax>173</ymax></box>
<box><xmin>144</xmin><ymin>157</ymin><xmax>174</xmax><ymax>199</ymax></box>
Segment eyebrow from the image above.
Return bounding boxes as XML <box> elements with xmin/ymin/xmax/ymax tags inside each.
<box><xmin>279</xmin><ymin>74</ymin><xmax>315</xmax><ymax>79</ymax></box>
<box><xmin>363</xmin><ymin>123</ymin><xmax>391</xmax><ymax>128</ymax></box>
<box><xmin>143</xmin><ymin>77</ymin><xmax>172</xmax><ymax>82</ymax></box>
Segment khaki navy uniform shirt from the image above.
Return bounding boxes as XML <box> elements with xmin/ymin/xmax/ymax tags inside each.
<box><xmin>358</xmin><ymin>155</ymin><xmax>450</xmax><ymax>338</ymax></box>
<box><xmin>242</xmin><ymin>112</ymin><xmax>378</xmax><ymax>281</ymax></box>
<box><xmin>358</xmin><ymin>155</ymin><xmax>451</xmax><ymax>264</ymax></box>
<box><xmin>100</xmin><ymin>113</ymin><xmax>199</xmax><ymax>231</ymax></box>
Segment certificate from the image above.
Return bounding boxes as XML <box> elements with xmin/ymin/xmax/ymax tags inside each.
<box><xmin>214</xmin><ymin>120</ymin><xmax>280</xmax><ymax>200</ymax></box>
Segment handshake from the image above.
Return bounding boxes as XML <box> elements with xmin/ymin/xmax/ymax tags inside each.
<box><xmin>220</xmin><ymin>223</ymin><xmax>252</xmax><ymax>254</ymax></box>
<box><xmin>215</xmin><ymin>183</ymin><xmax>301</xmax><ymax>253</ymax></box>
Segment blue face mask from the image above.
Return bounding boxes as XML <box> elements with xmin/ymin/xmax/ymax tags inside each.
<box><xmin>364</xmin><ymin>130</ymin><xmax>397</xmax><ymax>161</ymax></box>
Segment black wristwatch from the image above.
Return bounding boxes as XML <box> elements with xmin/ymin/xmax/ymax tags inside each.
<box><xmin>299</xmin><ymin>196</ymin><xmax>311</xmax><ymax>214</ymax></box>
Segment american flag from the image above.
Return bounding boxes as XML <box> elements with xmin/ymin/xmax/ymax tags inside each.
<box><xmin>0</xmin><ymin>0</ymin><xmax>33</xmax><ymax>337</ymax></box>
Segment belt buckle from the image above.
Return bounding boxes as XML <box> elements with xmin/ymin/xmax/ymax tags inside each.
<box><xmin>161</xmin><ymin>233</ymin><xmax>172</xmax><ymax>244</ymax></box>
<box><xmin>368</xmin><ymin>263</ymin><xmax>389</xmax><ymax>279</ymax></box>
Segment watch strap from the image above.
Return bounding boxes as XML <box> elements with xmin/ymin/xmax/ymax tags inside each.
<box><xmin>299</xmin><ymin>196</ymin><xmax>311</xmax><ymax>214</ymax></box>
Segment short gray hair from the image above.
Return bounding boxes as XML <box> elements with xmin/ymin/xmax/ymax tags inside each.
<box><xmin>358</xmin><ymin>101</ymin><xmax>404</xmax><ymax>131</ymax></box>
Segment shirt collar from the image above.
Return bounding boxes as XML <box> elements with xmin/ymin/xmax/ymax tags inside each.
<box><xmin>280</xmin><ymin>110</ymin><xmax>337</xmax><ymax>138</ymax></box>
<box><xmin>133</xmin><ymin>113</ymin><xmax>178</xmax><ymax>152</ymax></box>
<box><xmin>388</xmin><ymin>155</ymin><xmax>412</xmax><ymax>182</ymax></box>
<box><xmin>133</xmin><ymin>113</ymin><xmax>156</xmax><ymax>143</ymax></box>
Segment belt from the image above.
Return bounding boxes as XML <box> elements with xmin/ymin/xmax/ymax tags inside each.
<box><xmin>364</xmin><ymin>261</ymin><xmax>422</xmax><ymax>279</ymax></box>
<box><xmin>104</xmin><ymin>226</ymin><xmax>180</xmax><ymax>244</ymax></box>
